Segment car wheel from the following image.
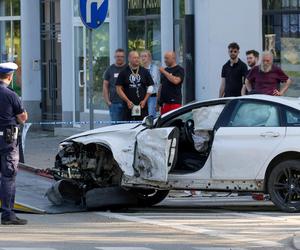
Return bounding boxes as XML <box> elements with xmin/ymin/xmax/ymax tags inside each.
<box><xmin>268</xmin><ymin>160</ymin><xmax>300</xmax><ymax>212</ymax></box>
<box><xmin>132</xmin><ymin>189</ymin><xmax>170</xmax><ymax>207</ymax></box>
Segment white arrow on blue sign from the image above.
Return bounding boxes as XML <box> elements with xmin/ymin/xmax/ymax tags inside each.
<box><xmin>79</xmin><ymin>0</ymin><xmax>109</xmax><ymax>30</ymax></box>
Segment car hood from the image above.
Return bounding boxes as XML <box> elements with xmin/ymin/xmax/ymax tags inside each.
<box><xmin>63</xmin><ymin>123</ymin><xmax>142</xmax><ymax>142</ymax></box>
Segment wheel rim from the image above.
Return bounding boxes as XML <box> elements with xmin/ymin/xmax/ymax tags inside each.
<box><xmin>135</xmin><ymin>189</ymin><xmax>159</xmax><ymax>199</ymax></box>
<box><xmin>272</xmin><ymin>166</ymin><xmax>300</xmax><ymax>208</ymax></box>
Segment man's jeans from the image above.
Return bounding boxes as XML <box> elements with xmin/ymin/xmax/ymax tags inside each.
<box><xmin>109</xmin><ymin>102</ymin><xmax>125</xmax><ymax>123</ymax></box>
<box><xmin>148</xmin><ymin>96</ymin><xmax>158</xmax><ymax>118</ymax></box>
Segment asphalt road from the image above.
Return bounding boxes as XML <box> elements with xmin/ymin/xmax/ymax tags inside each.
<box><xmin>0</xmin><ymin>196</ymin><xmax>299</xmax><ymax>250</ymax></box>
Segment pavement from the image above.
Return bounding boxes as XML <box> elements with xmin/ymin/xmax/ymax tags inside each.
<box><xmin>0</xmin><ymin>199</ymin><xmax>299</xmax><ymax>249</ymax></box>
<box><xmin>23</xmin><ymin>129</ymin><xmax>69</xmax><ymax>170</ymax></box>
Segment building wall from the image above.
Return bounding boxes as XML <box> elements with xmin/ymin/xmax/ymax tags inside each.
<box><xmin>20</xmin><ymin>0</ymin><xmax>265</xmax><ymax>123</ymax></box>
<box><xmin>21</xmin><ymin>0</ymin><xmax>42</xmax><ymax>122</ymax></box>
<box><xmin>195</xmin><ymin>0</ymin><xmax>263</xmax><ymax>101</ymax></box>
<box><xmin>60</xmin><ymin>0</ymin><xmax>75</xmax><ymax>123</ymax></box>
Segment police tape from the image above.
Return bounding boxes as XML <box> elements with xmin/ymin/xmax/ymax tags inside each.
<box><xmin>27</xmin><ymin>120</ymin><xmax>142</xmax><ymax>126</ymax></box>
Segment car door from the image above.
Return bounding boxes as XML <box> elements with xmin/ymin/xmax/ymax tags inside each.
<box><xmin>212</xmin><ymin>100</ymin><xmax>286</xmax><ymax>180</ymax></box>
<box><xmin>133</xmin><ymin>127</ymin><xmax>179</xmax><ymax>183</ymax></box>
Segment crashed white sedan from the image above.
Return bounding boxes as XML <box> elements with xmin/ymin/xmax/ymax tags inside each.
<box><xmin>48</xmin><ymin>95</ymin><xmax>300</xmax><ymax>212</ymax></box>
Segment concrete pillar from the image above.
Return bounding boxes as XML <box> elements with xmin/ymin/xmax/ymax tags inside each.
<box><xmin>60</xmin><ymin>0</ymin><xmax>74</xmax><ymax>122</ymax></box>
<box><xmin>21</xmin><ymin>0</ymin><xmax>42</xmax><ymax>122</ymax></box>
<box><xmin>109</xmin><ymin>0</ymin><xmax>126</xmax><ymax>64</ymax></box>
<box><xmin>160</xmin><ymin>0</ymin><xmax>174</xmax><ymax>64</ymax></box>
<box><xmin>195</xmin><ymin>0</ymin><xmax>263</xmax><ymax>100</ymax></box>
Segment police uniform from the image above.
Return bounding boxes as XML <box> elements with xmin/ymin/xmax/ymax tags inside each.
<box><xmin>0</xmin><ymin>62</ymin><xmax>27</xmax><ymax>225</ymax></box>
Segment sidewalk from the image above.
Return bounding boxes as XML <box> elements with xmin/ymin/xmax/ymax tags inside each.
<box><xmin>23</xmin><ymin>130</ymin><xmax>66</xmax><ymax>170</ymax></box>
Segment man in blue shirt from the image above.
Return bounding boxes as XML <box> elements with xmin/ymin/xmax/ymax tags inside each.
<box><xmin>0</xmin><ymin>62</ymin><xmax>28</xmax><ymax>225</ymax></box>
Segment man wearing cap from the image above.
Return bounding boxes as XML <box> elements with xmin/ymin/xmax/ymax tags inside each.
<box><xmin>0</xmin><ymin>62</ymin><xmax>28</xmax><ymax>225</ymax></box>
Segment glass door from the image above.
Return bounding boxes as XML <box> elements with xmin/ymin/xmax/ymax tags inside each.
<box><xmin>40</xmin><ymin>0</ymin><xmax>62</xmax><ymax>124</ymax></box>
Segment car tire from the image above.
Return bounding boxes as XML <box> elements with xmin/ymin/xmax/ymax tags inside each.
<box><xmin>85</xmin><ymin>187</ymin><xmax>138</xmax><ymax>210</ymax></box>
<box><xmin>132</xmin><ymin>189</ymin><xmax>170</xmax><ymax>207</ymax></box>
<box><xmin>268</xmin><ymin>160</ymin><xmax>300</xmax><ymax>212</ymax></box>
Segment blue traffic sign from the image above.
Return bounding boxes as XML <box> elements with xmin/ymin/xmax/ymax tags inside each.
<box><xmin>79</xmin><ymin>0</ymin><xmax>108</xmax><ymax>30</ymax></box>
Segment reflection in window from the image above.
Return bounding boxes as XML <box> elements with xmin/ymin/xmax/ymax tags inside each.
<box><xmin>286</xmin><ymin>109</ymin><xmax>300</xmax><ymax>125</ymax></box>
<box><xmin>230</xmin><ymin>103</ymin><xmax>279</xmax><ymax>127</ymax></box>
<box><xmin>0</xmin><ymin>0</ymin><xmax>21</xmax><ymax>95</ymax></box>
<box><xmin>88</xmin><ymin>23</ymin><xmax>110</xmax><ymax>110</ymax></box>
<box><xmin>173</xmin><ymin>0</ymin><xmax>184</xmax><ymax>65</ymax></box>
<box><xmin>127</xmin><ymin>0</ymin><xmax>161</xmax><ymax>61</ymax></box>
<box><xmin>263</xmin><ymin>0</ymin><xmax>300</xmax><ymax>97</ymax></box>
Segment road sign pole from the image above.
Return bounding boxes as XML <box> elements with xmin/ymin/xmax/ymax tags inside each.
<box><xmin>88</xmin><ymin>28</ymin><xmax>94</xmax><ymax>130</ymax></box>
<box><xmin>80</xmin><ymin>0</ymin><xmax>108</xmax><ymax>130</ymax></box>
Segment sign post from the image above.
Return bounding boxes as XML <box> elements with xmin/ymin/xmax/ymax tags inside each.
<box><xmin>88</xmin><ymin>29</ymin><xmax>94</xmax><ymax>129</ymax></box>
<box><xmin>79</xmin><ymin>0</ymin><xmax>109</xmax><ymax>130</ymax></box>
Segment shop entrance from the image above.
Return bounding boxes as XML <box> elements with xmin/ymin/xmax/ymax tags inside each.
<box><xmin>40</xmin><ymin>0</ymin><xmax>62</xmax><ymax>123</ymax></box>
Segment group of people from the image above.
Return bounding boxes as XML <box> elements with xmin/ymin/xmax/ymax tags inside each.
<box><xmin>105</xmin><ymin>43</ymin><xmax>292</xmax><ymax>123</ymax></box>
<box><xmin>103</xmin><ymin>49</ymin><xmax>185</xmax><ymax>122</ymax></box>
<box><xmin>219</xmin><ymin>42</ymin><xmax>292</xmax><ymax>98</ymax></box>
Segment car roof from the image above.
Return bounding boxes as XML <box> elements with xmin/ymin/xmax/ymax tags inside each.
<box><xmin>188</xmin><ymin>95</ymin><xmax>300</xmax><ymax>110</ymax></box>
<box><xmin>160</xmin><ymin>95</ymin><xmax>300</xmax><ymax>118</ymax></box>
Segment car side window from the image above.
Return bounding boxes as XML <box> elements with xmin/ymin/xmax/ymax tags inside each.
<box><xmin>286</xmin><ymin>109</ymin><xmax>300</xmax><ymax>126</ymax></box>
<box><xmin>229</xmin><ymin>102</ymin><xmax>280</xmax><ymax>127</ymax></box>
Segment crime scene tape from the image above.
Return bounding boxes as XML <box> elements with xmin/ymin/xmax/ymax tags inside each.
<box><xmin>28</xmin><ymin>120</ymin><xmax>142</xmax><ymax>126</ymax></box>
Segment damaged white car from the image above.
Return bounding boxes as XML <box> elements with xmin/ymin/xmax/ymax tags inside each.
<box><xmin>48</xmin><ymin>95</ymin><xmax>300</xmax><ymax>212</ymax></box>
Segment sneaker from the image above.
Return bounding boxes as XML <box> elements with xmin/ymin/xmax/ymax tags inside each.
<box><xmin>1</xmin><ymin>217</ymin><xmax>28</xmax><ymax>225</ymax></box>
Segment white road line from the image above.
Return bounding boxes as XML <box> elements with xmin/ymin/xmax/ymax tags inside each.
<box><xmin>95</xmin><ymin>248</ymin><xmax>154</xmax><ymax>250</ymax></box>
<box><xmin>1</xmin><ymin>248</ymin><xmax>56</xmax><ymax>250</ymax></box>
<box><xmin>193</xmin><ymin>248</ymin><xmax>246</xmax><ymax>250</ymax></box>
<box><xmin>96</xmin><ymin>212</ymin><xmax>282</xmax><ymax>248</ymax></box>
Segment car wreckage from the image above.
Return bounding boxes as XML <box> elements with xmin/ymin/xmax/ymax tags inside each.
<box><xmin>47</xmin><ymin>95</ymin><xmax>300</xmax><ymax>212</ymax></box>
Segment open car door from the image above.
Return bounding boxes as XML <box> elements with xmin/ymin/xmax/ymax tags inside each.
<box><xmin>133</xmin><ymin>127</ymin><xmax>179</xmax><ymax>183</ymax></box>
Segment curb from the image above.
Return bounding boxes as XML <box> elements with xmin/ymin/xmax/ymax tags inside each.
<box><xmin>19</xmin><ymin>163</ymin><xmax>54</xmax><ymax>179</ymax></box>
<box><xmin>293</xmin><ymin>234</ymin><xmax>300</xmax><ymax>250</ymax></box>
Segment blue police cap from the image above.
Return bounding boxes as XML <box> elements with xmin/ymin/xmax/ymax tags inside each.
<box><xmin>0</xmin><ymin>62</ymin><xmax>18</xmax><ymax>74</ymax></box>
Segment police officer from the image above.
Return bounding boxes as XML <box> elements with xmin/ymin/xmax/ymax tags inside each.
<box><xmin>0</xmin><ymin>62</ymin><xmax>28</xmax><ymax>225</ymax></box>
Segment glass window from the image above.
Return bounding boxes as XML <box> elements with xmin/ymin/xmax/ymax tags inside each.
<box><xmin>173</xmin><ymin>0</ymin><xmax>185</xmax><ymax>65</ymax></box>
<box><xmin>128</xmin><ymin>0</ymin><xmax>160</xmax><ymax>16</ymax></box>
<box><xmin>263</xmin><ymin>0</ymin><xmax>300</xmax><ymax>98</ymax></box>
<box><xmin>0</xmin><ymin>0</ymin><xmax>21</xmax><ymax>95</ymax></box>
<box><xmin>89</xmin><ymin>23</ymin><xmax>110</xmax><ymax>110</ymax></box>
<box><xmin>286</xmin><ymin>109</ymin><xmax>300</xmax><ymax>125</ymax></box>
<box><xmin>229</xmin><ymin>102</ymin><xmax>280</xmax><ymax>127</ymax></box>
<box><xmin>0</xmin><ymin>0</ymin><xmax>20</xmax><ymax>16</ymax></box>
<box><xmin>127</xmin><ymin>0</ymin><xmax>161</xmax><ymax>61</ymax></box>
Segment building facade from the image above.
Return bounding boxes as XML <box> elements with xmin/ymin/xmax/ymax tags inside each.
<box><xmin>0</xmin><ymin>0</ymin><xmax>300</xmax><ymax>123</ymax></box>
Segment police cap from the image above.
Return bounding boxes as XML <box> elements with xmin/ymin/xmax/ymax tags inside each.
<box><xmin>0</xmin><ymin>62</ymin><xmax>18</xmax><ymax>74</ymax></box>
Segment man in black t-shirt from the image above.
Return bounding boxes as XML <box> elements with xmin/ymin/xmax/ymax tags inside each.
<box><xmin>219</xmin><ymin>42</ymin><xmax>248</xmax><ymax>97</ymax></box>
<box><xmin>103</xmin><ymin>48</ymin><xmax>127</xmax><ymax>122</ymax></box>
<box><xmin>157</xmin><ymin>51</ymin><xmax>185</xmax><ymax>115</ymax></box>
<box><xmin>116</xmin><ymin>51</ymin><xmax>154</xmax><ymax>121</ymax></box>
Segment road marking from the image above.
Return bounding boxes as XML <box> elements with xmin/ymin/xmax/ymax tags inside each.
<box><xmin>1</xmin><ymin>248</ymin><xmax>56</xmax><ymax>250</ymax></box>
<box><xmin>97</xmin><ymin>212</ymin><xmax>282</xmax><ymax>248</ymax></box>
<box><xmin>95</xmin><ymin>248</ymin><xmax>154</xmax><ymax>250</ymax></box>
<box><xmin>193</xmin><ymin>248</ymin><xmax>246</xmax><ymax>250</ymax></box>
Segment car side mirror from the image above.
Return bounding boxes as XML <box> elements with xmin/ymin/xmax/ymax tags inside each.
<box><xmin>143</xmin><ymin>116</ymin><xmax>154</xmax><ymax>129</ymax></box>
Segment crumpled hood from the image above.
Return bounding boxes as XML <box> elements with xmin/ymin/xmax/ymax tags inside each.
<box><xmin>63</xmin><ymin>123</ymin><xmax>142</xmax><ymax>142</ymax></box>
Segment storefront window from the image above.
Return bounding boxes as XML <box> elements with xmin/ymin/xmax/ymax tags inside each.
<box><xmin>263</xmin><ymin>0</ymin><xmax>300</xmax><ymax>97</ymax></box>
<box><xmin>73</xmin><ymin>0</ymin><xmax>110</xmax><ymax>112</ymax></box>
<box><xmin>173</xmin><ymin>0</ymin><xmax>184</xmax><ymax>64</ymax></box>
<box><xmin>127</xmin><ymin>0</ymin><xmax>161</xmax><ymax>61</ymax></box>
<box><xmin>0</xmin><ymin>0</ymin><xmax>21</xmax><ymax>95</ymax></box>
